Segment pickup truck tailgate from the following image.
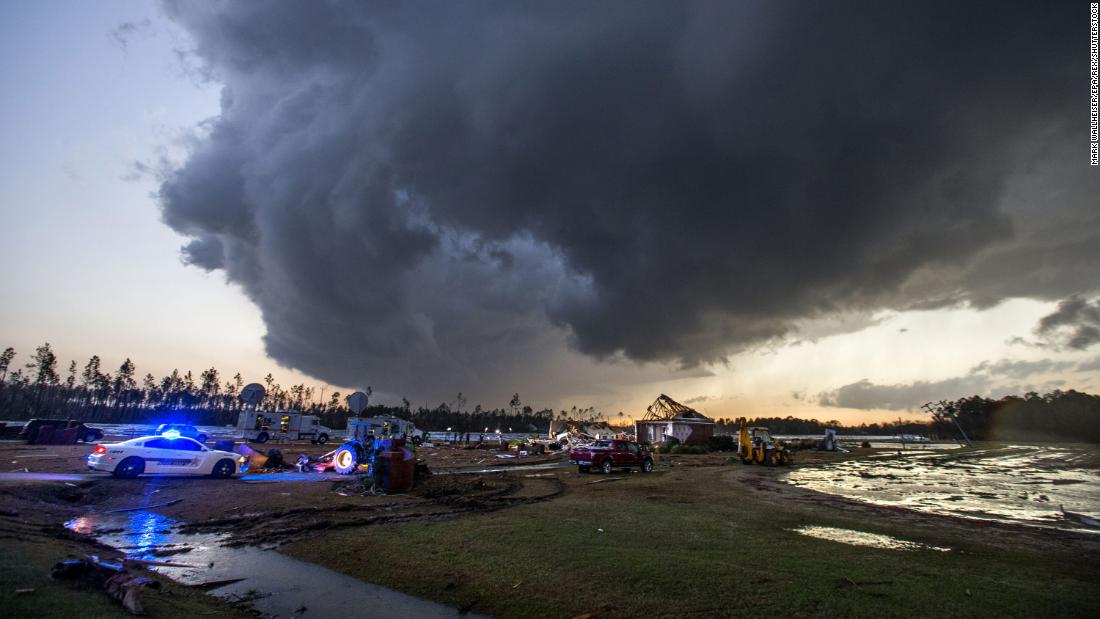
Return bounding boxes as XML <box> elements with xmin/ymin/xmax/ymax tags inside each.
<box><xmin>570</xmin><ymin>447</ymin><xmax>607</xmax><ymax>464</ymax></box>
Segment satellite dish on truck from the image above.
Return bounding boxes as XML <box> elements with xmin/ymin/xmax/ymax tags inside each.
<box><xmin>346</xmin><ymin>391</ymin><xmax>370</xmax><ymax>415</ymax></box>
<box><xmin>239</xmin><ymin>383</ymin><xmax>266</xmax><ymax>406</ymax></box>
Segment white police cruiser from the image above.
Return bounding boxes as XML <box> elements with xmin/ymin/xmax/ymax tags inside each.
<box><xmin>87</xmin><ymin>430</ymin><xmax>247</xmax><ymax>478</ymax></box>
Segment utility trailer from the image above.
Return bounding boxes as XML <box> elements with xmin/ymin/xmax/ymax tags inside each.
<box><xmin>236</xmin><ymin>411</ymin><xmax>334</xmax><ymax>444</ymax></box>
<box><xmin>345</xmin><ymin>417</ymin><xmax>425</xmax><ymax>446</ymax></box>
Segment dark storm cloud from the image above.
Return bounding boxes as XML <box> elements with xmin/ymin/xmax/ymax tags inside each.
<box><xmin>156</xmin><ymin>1</ymin><xmax>1095</xmax><ymax>399</ymax></box>
<box><xmin>818</xmin><ymin>358</ymin><xmax>1077</xmax><ymax>410</ymax></box>
<box><xmin>1034</xmin><ymin>297</ymin><xmax>1100</xmax><ymax>350</ymax></box>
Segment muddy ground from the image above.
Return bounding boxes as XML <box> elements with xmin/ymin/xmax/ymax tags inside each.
<box><xmin>2</xmin><ymin>438</ymin><xmax>1097</xmax><ymax>617</ymax></box>
<box><xmin>0</xmin><ymin>438</ymin><xmax>868</xmax><ymax>552</ymax></box>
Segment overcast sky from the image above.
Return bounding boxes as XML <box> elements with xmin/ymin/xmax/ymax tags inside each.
<box><xmin>1</xmin><ymin>1</ymin><xmax>1098</xmax><ymax>423</ymax></box>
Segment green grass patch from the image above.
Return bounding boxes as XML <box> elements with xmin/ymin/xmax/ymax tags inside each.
<box><xmin>285</xmin><ymin>469</ymin><xmax>1100</xmax><ymax>618</ymax></box>
<box><xmin>0</xmin><ymin>536</ymin><xmax>248</xmax><ymax>618</ymax></box>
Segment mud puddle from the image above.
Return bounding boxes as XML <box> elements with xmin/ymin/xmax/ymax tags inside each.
<box><xmin>785</xmin><ymin>445</ymin><xmax>1100</xmax><ymax>532</ymax></box>
<box><xmin>65</xmin><ymin>510</ymin><xmax>486</xmax><ymax>618</ymax></box>
<box><xmin>792</xmin><ymin>526</ymin><xmax>950</xmax><ymax>551</ymax></box>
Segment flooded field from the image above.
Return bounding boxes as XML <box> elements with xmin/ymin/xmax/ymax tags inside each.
<box><xmin>784</xmin><ymin>444</ymin><xmax>1100</xmax><ymax>532</ymax></box>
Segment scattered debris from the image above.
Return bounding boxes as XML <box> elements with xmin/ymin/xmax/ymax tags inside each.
<box><xmin>50</xmin><ymin>555</ymin><xmax>161</xmax><ymax>615</ymax></box>
<box><xmin>1061</xmin><ymin>505</ymin><xmax>1100</xmax><ymax>527</ymax></box>
<box><xmin>150</xmin><ymin>545</ymin><xmax>193</xmax><ymax>558</ymax></box>
<box><xmin>123</xmin><ymin>558</ymin><xmax>196</xmax><ymax>568</ymax></box>
<box><xmin>106</xmin><ymin>499</ymin><xmax>182</xmax><ymax>514</ymax></box>
<box><xmin>106</xmin><ymin>571</ymin><xmax>157</xmax><ymax>614</ymax></box>
<box><xmin>187</xmin><ymin>578</ymin><xmax>247</xmax><ymax>591</ymax></box>
<box><xmin>837</xmin><ymin>577</ymin><xmax>893</xmax><ymax>597</ymax></box>
<box><xmin>586</xmin><ymin>477</ymin><xmax>625</xmax><ymax>485</ymax></box>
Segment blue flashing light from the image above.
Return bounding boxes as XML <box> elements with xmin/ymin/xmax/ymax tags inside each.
<box><xmin>162</xmin><ymin>429</ymin><xmax>181</xmax><ymax>439</ymax></box>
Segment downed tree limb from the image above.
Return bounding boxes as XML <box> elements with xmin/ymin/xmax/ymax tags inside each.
<box><xmin>123</xmin><ymin>557</ymin><xmax>196</xmax><ymax>568</ymax></box>
<box><xmin>1061</xmin><ymin>505</ymin><xmax>1100</xmax><ymax>527</ymax></box>
<box><xmin>587</xmin><ymin>477</ymin><xmax>625</xmax><ymax>485</ymax></box>
<box><xmin>187</xmin><ymin>578</ymin><xmax>247</xmax><ymax>591</ymax></box>
<box><xmin>106</xmin><ymin>499</ymin><xmax>182</xmax><ymax>513</ymax></box>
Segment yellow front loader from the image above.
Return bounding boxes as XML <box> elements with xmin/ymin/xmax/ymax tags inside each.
<box><xmin>736</xmin><ymin>418</ymin><xmax>792</xmax><ymax>466</ymax></box>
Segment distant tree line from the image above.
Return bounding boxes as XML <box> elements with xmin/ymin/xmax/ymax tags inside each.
<box><xmin>0</xmin><ymin>343</ymin><xmax>587</xmax><ymax>432</ymax></box>
<box><xmin>5</xmin><ymin>343</ymin><xmax>1096</xmax><ymax>441</ymax></box>
<box><xmin>0</xmin><ymin>343</ymin><xmax>358</xmax><ymax>427</ymax></box>
<box><xmin>710</xmin><ymin>416</ymin><xmax>933</xmax><ymax>437</ymax></box>
<box><xmin>927</xmin><ymin>390</ymin><xmax>1100</xmax><ymax>443</ymax></box>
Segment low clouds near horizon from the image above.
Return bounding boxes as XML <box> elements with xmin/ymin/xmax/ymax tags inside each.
<box><xmin>155</xmin><ymin>1</ymin><xmax>1099</xmax><ymax>403</ymax></box>
<box><xmin>817</xmin><ymin>357</ymin><xmax>1096</xmax><ymax>411</ymax></box>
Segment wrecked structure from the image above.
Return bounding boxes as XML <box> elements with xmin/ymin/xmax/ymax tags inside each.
<box><xmin>548</xmin><ymin>419</ymin><xmax>617</xmax><ymax>444</ymax></box>
<box><xmin>635</xmin><ymin>394</ymin><xmax>715</xmax><ymax>446</ymax></box>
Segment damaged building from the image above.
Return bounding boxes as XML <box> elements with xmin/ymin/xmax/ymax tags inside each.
<box><xmin>635</xmin><ymin>394</ymin><xmax>715</xmax><ymax>446</ymax></box>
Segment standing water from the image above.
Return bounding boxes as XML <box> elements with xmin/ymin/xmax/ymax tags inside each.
<box><xmin>784</xmin><ymin>444</ymin><xmax>1100</xmax><ymax>532</ymax></box>
<box><xmin>66</xmin><ymin>510</ymin><xmax>486</xmax><ymax>618</ymax></box>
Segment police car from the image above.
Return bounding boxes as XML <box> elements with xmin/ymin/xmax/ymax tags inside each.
<box><xmin>154</xmin><ymin>423</ymin><xmax>208</xmax><ymax>444</ymax></box>
<box><xmin>87</xmin><ymin>430</ymin><xmax>247</xmax><ymax>478</ymax></box>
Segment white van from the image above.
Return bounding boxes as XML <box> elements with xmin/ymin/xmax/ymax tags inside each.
<box><xmin>237</xmin><ymin>411</ymin><xmax>334</xmax><ymax>444</ymax></box>
<box><xmin>346</xmin><ymin>417</ymin><xmax>425</xmax><ymax>445</ymax></box>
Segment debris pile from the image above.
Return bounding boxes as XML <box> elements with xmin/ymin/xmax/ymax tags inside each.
<box><xmin>547</xmin><ymin>419</ymin><xmax>619</xmax><ymax>449</ymax></box>
<box><xmin>51</xmin><ymin>555</ymin><xmax>162</xmax><ymax>615</ymax></box>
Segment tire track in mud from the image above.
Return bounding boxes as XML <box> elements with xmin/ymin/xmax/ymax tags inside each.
<box><xmin>180</xmin><ymin>472</ymin><xmax>567</xmax><ymax>547</ymax></box>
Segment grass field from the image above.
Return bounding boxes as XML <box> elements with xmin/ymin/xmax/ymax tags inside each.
<box><xmin>0</xmin><ymin>536</ymin><xmax>250</xmax><ymax>619</ymax></box>
<box><xmin>285</xmin><ymin>465</ymin><xmax>1100</xmax><ymax>618</ymax></box>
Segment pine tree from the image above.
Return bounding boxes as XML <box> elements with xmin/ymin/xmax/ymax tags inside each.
<box><xmin>65</xmin><ymin>361</ymin><xmax>77</xmax><ymax>390</ymax></box>
<box><xmin>81</xmin><ymin>355</ymin><xmax>101</xmax><ymax>387</ymax></box>
<box><xmin>200</xmin><ymin>367</ymin><xmax>220</xmax><ymax>407</ymax></box>
<box><xmin>114</xmin><ymin>358</ymin><xmax>136</xmax><ymax>407</ymax></box>
<box><xmin>143</xmin><ymin>373</ymin><xmax>159</xmax><ymax>407</ymax></box>
<box><xmin>0</xmin><ymin>347</ymin><xmax>14</xmax><ymax>383</ymax></box>
<box><xmin>28</xmin><ymin>343</ymin><xmax>59</xmax><ymax>385</ymax></box>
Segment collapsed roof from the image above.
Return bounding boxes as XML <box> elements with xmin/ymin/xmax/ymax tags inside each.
<box><xmin>640</xmin><ymin>394</ymin><xmax>713</xmax><ymax>422</ymax></box>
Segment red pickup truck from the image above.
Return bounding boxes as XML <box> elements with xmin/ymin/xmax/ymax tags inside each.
<box><xmin>570</xmin><ymin>439</ymin><xmax>654</xmax><ymax>474</ymax></box>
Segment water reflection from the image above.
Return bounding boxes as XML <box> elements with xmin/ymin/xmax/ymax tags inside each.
<box><xmin>66</xmin><ymin>511</ymin><xmax>177</xmax><ymax>560</ymax></box>
<box><xmin>792</xmin><ymin>525</ymin><xmax>950</xmax><ymax>551</ymax></box>
<box><xmin>63</xmin><ymin>510</ymin><xmax>484</xmax><ymax>617</ymax></box>
<box><xmin>784</xmin><ymin>445</ymin><xmax>1100</xmax><ymax>532</ymax></box>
